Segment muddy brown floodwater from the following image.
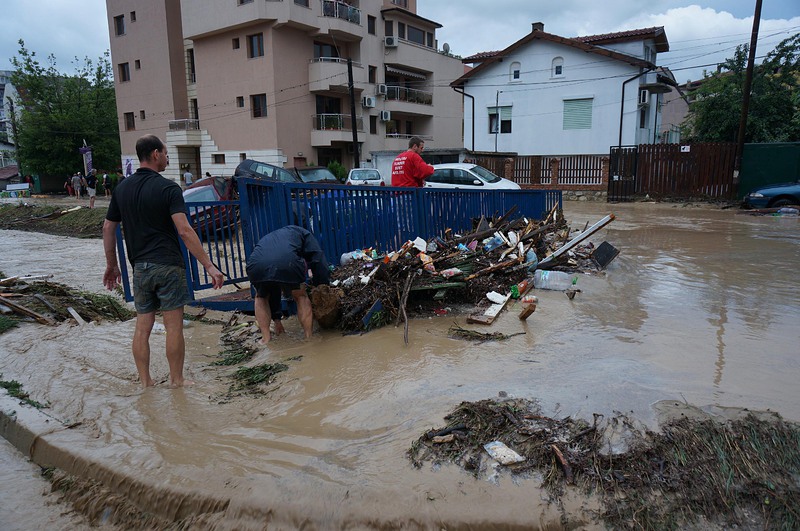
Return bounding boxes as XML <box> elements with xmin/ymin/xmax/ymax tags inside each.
<box><xmin>1</xmin><ymin>201</ymin><xmax>798</xmax><ymax>529</ymax></box>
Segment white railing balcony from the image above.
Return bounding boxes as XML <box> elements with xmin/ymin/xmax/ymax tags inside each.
<box><xmin>169</xmin><ymin>119</ymin><xmax>200</xmax><ymax>131</ymax></box>
<box><xmin>312</xmin><ymin>113</ymin><xmax>364</xmax><ymax>132</ymax></box>
<box><xmin>386</xmin><ymin>85</ymin><xmax>433</xmax><ymax>105</ymax></box>
<box><xmin>321</xmin><ymin>0</ymin><xmax>360</xmax><ymax>24</ymax></box>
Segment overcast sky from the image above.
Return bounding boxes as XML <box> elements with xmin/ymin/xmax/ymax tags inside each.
<box><xmin>1</xmin><ymin>1</ymin><xmax>798</xmax><ymax>84</ymax></box>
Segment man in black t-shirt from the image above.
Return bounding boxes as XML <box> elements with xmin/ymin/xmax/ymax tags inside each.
<box><xmin>85</xmin><ymin>169</ymin><xmax>98</xmax><ymax>209</ymax></box>
<box><xmin>102</xmin><ymin>134</ymin><xmax>224</xmax><ymax>389</ymax></box>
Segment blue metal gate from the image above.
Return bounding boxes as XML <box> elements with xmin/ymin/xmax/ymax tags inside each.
<box><xmin>118</xmin><ymin>181</ymin><xmax>561</xmax><ymax>311</ymax></box>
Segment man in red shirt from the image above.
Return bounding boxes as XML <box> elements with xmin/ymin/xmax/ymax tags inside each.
<box><xmin>391</xmin><ymin>136</ymin><xmax>434</xmax><ymax>187</ymax></box>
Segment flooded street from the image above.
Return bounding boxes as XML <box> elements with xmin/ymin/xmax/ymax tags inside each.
<box><xmin>1</xmin><ymin>200</ymin><xmax>798</xmax><ymax>529</ymax></box>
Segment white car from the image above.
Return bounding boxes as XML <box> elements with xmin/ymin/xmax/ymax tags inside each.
<box><xmin>346</xmin><ymin>168</ymin><xmax>384</xmax><ymax>186</ymax></box>
<box><xmin>425</xmin><ymin>163</ymin><xmax>521</xmax><ymax>190</ymax></box>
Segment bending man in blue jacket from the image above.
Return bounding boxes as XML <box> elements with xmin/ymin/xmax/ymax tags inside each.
<box><xmin>246</xmin><ymin>225</ymin><xmax>330</xmax><ymax>343</ymax></box>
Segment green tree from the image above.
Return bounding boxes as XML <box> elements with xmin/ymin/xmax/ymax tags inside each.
<box><xmin>10</xmin><ymin>40</ymin><xmax>120</xmax><ymax>176</ymax></box>
<box><xmin>682</xmin><ymin>33</ymin><xmax>800</xmax><ymax>143</ymax></box>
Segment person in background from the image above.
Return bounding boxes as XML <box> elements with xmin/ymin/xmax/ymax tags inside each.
<box><xmin>205</xmin><ymin>172</ymin><xmax>211</xmax><ymax>179</ymax></box>
<box><xmin>183</xmin><ymin>166</ymin><xmax>193</xmax><ymax>187</ymax></box>
<box><xmin>103</xmin><ymin>134</ymin><xmax>224</xmax><ymax>388</ymax></box>
<box><xmin>71</xmin><ymin>172</ymin><xmax>83</xmax><ymax>199</ymax></box>
<box><xmin>103</xmin><ymin>171</ymin><xmax>111</xmax><ymax>197</ymax></box>
<box><xmin>246</xmin><ymin>225</ymin><xmax>330</xmax><ymax>343</ymax></box>
<box><xmin>64</xmin><ymin>175</ymin><xmax>74</xmax><ymax>197</ymax></box>
<box><xmin>390</xmin><ymin>136</ymin><xmax>434</xmax><ymax>187</ymax></box>
<box><xmin>85</xmin><ymin>169</ymin><xmax>98</xmax><ymax>209</ymax></box>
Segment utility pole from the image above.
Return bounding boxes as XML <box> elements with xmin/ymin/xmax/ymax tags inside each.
<box><xmin>347</xmin><ymin>58</ymin><xmax>360</xmax><ymax>169</ymax></box>
<box><xmin>734</xmin><ymin>0</ymin><xmax>763</xmax><ymax>184</ymax></box>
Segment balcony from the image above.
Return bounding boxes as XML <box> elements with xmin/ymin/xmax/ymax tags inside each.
<box><xmin>182</xmin><ymin>0</ymin><xmax>319</xmax><ymax>39</ymax></box>
<box><xmin>316</xmin><ymin>0</ymin><xmax>362</xmax><ymax>41</ymax></box>
<box><xmin>309</xmin><ymin>57</ymin><xmax>365</xmax><ymax>94</ymax></box>
<box><xmin>383</xmin><ymin>85</ymin><xmax>434</xmax><ymax>117</ymax></box>
<box><xmin>311</xmin><ymin>113</ymin><xmax>366</xmax><ymax>146</ymax></box>
<box><xmin>167</xmin><ymin>119</ymin><xmax>203</xmax><ymax>146</ymax></box>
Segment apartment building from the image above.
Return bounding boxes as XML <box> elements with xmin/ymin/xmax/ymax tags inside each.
<box><xmin>105</xmin><ymin>0</ymin><xmax>465</xmax><ymax>182</ymax></box>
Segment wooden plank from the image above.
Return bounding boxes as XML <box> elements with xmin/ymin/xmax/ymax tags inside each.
<box><xmin>0</xmin><ymin>296</ymin><xmax>55</xmax><ymax>325</ymax></box>
<box><xmin>67</xmin><ymin>307</ymin><xmax>87</xmax><ymax>325</ymax></box>
<box><xmin>466</xmin><ymin>292</ymin><xmax>512</xmax><ymax>325</ymax></box>
<box><xmin>538</xmin><ymin>213</ymin><xmax>616</xmax><ymax>268</ymax></box>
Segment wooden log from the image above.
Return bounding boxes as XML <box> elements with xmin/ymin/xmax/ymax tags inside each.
<box><xmin>0</xmin><ymin>274</ymin><xmax>54</xmax><ymax>286</ymax></box>
<box><xmin>464</xmin><ymin>258</ymin><xmax>518</xmax><ymax>281</ymax></box>
<box><xmin>551</xmin><ymin>444</ymin><xmax>574</xmax><ymax>484</ymax></box>
<box><xmin>518</xmin><ymin>303</ymin><xmax>536</xmax><ymax>320</ymax></box>
<box><xmin>0</xmin><ymin>296</ymin><xmax>55</xmax><ymax>325</ymax></box>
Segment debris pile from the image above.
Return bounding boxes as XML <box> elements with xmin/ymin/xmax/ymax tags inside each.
<box><xmin>316</xmin><ymin>207</ymin><xmax>618</xmax><ymax>336</ymax></box>
<box><xmin>0</xmin><ymin>274</ymin><xmax>134</xmax><ymax>330</ymax></box>
<box><xmin>409</xmin><ymin>397</ymin><xmax>800</xmax><ymax>529</ymax></box>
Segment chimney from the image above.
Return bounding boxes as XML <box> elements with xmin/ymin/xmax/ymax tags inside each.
<box><xmin>532</xmin><ymin>22</ymin><xmax>544</xmax><ymax>32</ymax></box>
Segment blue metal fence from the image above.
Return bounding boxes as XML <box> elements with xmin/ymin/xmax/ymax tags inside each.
<box><xmin>118</xmin><ymin>180</ymin><xmax>561</xmax><ymax>310</ymax></box>
<box><xmin>238</xmin><ymin>178</ymin><xmax>561</xmax><ymax>266</ymax></box>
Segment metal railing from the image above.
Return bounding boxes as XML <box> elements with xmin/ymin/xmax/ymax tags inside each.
<box><xmin>321</xmin><ymin>0</ymin><xmax>360</xmax><ymax>24</ymax></box>
<box><xmin>168</xmin><ymin>119</ymin><xmax>200</xmax><ymax>131</ymax></box>
<box><xmin>312</xmin><ymin>113</ymin><xmax>364</xmax><ymax>132</ymax></box>
<box><xmin>385</xmin><ymin>133</ymin><xmax>432</xmax><ymax>141</ymax></box>
<box><xmin>310</xmin><ymin>57</ymin><xmax>363</xmax><ymax>68</ymax></box>
<box><xmin>386</xmin><ymin>85</ymin><xmax>433</xmax><ymax>105</ymax></box>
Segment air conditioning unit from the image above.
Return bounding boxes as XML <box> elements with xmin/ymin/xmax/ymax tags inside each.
<box><xmin>362</xmin><ymin>96</ymin><xmax>376</xmax><ymax>108</ymax></box>
<box><xmin>384</xmin><ymin>36</ymin><xmax>398</xmax><ymax>48</ymax></box>
<box><xmin>638</xmin><ymin>89</ymin><xmax>649</xmax><ymax>105</ymax></box>
<box><xmin>377</xmin><ymin>83</ymin><xmax>388</xmax><ymax>96</ymax></box>
<box><xmin>379</xmin><ymin>110</ymin><xmax>391</xmax><ymax>122</ymax></box>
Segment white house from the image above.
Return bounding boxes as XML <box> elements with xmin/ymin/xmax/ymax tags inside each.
<box><xmin>452</xmin><ymin>23</ymin><xmax>675</xmax><ymax>156</ymax></box>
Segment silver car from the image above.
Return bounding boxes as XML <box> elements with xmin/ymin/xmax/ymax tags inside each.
<box><xmin>346</xmin><ymin>168</ymin><xmax>384</xmax><ymax>187</ymax></box>
<box><xmin>426</xmin><ymin>163</ymin><xmax>521</xmax><ymax>190</ymax></box>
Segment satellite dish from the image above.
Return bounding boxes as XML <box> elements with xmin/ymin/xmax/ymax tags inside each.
<box><xmin>443</xmin><ymin>42</ymin><xmax>450</xmax><ymax>54</ymax></box>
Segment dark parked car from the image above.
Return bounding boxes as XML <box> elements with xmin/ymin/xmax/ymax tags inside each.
<box><xmin>743</xmin><ymin>179</ymin><xmax>800</xmax><ymax>209</ymax></box>
<box><xmin>183</xmin><ymin>176</ymin><xmax>239</xmax><ymax>237</ymax></box>
<box><xmin>293</xmin><ymin>166</ymin><xmax>340</xmax><ymax>185</ymax></box>
<box><xmin>234</xmin><ymin>158</ymin><xmax>300</xmax><ymax>183</ymax></box>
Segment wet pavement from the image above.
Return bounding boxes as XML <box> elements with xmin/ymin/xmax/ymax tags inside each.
<box><xmin>0</xmin><ymin>200</ymin><xmax>798</xmax><ymax>529</ymax></box>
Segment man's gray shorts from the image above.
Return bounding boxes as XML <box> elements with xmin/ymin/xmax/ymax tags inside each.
<box><xmin>132</xmin><ymin>262</ymin><xmax>189</xmax><ymax>313</ymax></box>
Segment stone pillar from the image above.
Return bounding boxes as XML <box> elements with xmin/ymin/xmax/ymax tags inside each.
<box><xmin>550</xmin><ymin>158</ymin><xmax>560</xmax><ymax>186</ymax></box>
<box><xmin>504</xmin><ymin>157</ymin><xmax>514</xmax><ymax>180</ymax></box>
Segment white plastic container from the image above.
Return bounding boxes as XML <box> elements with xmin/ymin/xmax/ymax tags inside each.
<box><xmin>533</xmin><ymin>270</ymin><xmax>576</xmax><ymax>291</ymax></box>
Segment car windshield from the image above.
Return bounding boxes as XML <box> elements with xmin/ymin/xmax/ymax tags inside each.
<box><xmin>350</xmin><ymin>169</ymin><xmax>380</xmax><ymax>181</ymax></box>
<box><xmin>183</xmin><ymin>186</ymin><xmax>218</xmax><ymax>203</ymax></box>
<box><xmin>299</xmin><ymin>168</ymin><xmax>337</xmax><ymax>183</ymax></box>
<box><xmin>469</xmin><ymin>165</ymin><xmax>502</xmax><ymax>183</ymax></box>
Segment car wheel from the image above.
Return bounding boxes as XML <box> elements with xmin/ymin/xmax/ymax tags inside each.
<box><xmin>770</xmin><ymin>198</ymin><xmax>795</xmax><ymax>207</ymax></box>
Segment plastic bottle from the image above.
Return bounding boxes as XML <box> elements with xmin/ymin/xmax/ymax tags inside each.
<box><xmin>533</xmin><ymin>270</ymin><xmax>577</xmax><ymax>291</ymax></box>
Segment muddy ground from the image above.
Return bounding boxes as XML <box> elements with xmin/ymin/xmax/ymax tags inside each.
<box><xmin>1</xmin><ymin>198</ymin><xmax>799</xmax><ymax>529</ymax></box>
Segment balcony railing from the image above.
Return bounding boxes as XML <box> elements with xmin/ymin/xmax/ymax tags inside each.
<box><xmin>390</xmin><ymin>0</ymin><xmax>408</xmax><ymax>7</ymax></box>
<box><xmin>310</xmin><ymin>56</ymin><xmax>362</xmax><ymax>68</ymax></box>
<box><xmin>321</xmin><ymin>0</ymin><xmax>360</xmax><ymax>24</ymax></box>
<box><xmin>386</xmin><ymin>85</ymin><xmax>433</xmax><ymax>105</ymax></box>
<box><xmin>169</xmin><ymin>119</ymin><xmax>200</xmax><ymax>131</ymax></box>
<box><xmin>385</xmin><ymin>133</ymin><xmax>432</xmax><ymax>141</ymax></box>
<box><xmin>312</xmin><ymin>113</ymin><xmax>364</xmax><ymax>131</ymax></box>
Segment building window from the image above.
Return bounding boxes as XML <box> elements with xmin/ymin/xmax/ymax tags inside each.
<box><xmin>251</xmin><ymin>93</ymin><xmax>267</xmax><ymax>118</ymax></box>
<box><xmin>130</xmin><ymin>11</ymin><xmax>136</xmax><ymax>22</ymax></box>
<box><xmin>114</xmin><ymin>15</ymin><xmax>125</xmax><ymax>36</ymax></box>
<box><xmin>187</xmin><ymin>49</ymin><xmax>196</xmax><ymax>83</ymax></box>
<box><xmin>488</xmin><ymin>106</ymin><xmax>512</xmax><ymax>134</ymax></box>
<box><xmin>190</xmin><ymin>98</ymin><xmax>198</xmax><ymax>120</ymax></box>
<box><xmin>118</xmin><ymin>62</ymin><xmax>130</xmax><ymax>82</ymax></box>
<box><xmin>247</xmin><ymin>33</ymin><xmax>264</xmax><ymax>58</ymax></box>
<box><xmin>295</xmin><ymin>0</ymin><xmax>310</xmax><ymax>6</ymax></box>
<box><xmin>238</xmin><ymin>0</ymin><xmax>253</xmax><ymax>4</ymax></box>
<box><xmin>407</xmin><ymin>26</ymin><xmax>425</xmax><ymax>45</ymax></box>
<box><xmin>368</xmin><ymin>15</ymin><xmax>376</xmax><ymax>35</ymax></box>
<box><xmin>213</xmin><ymin>154</ymin><xmax>226</xmax><ymax>164</ymax></box>
<box><xmin>398</xmin><ymin>23</ymin><xmax>406</xmax><ymax>39</ymax></box>
<box><xmin>314</xmin><ymin>41</ymin><xmax>339</xmax><ymax>59</ymax></box>
<box><xmin>232</xmin><ymin>38</ymin><xmax>240</xmax><ymax>49</ymax></box>
<box><xmin>390</xmin><ymin>0</ymin><xmax>408</xmax><ymax>6</ymax></box>
<box><xmin>240</xmin><ymin>153</ymin><xmax>247</xmax><ymax>162</ymax></box>
<box><xmin>639</xmin><ymin>107</ymin><xmax>649</xmax><ymax>129</ymax></box>
<box><xmin>510</xmin><ymin>61</ymin><xmax>521</xmax><ymax>81</ymax></box>
<box><xmin>139</xmin><ymin>110</ymin><xmax>146</xmax><ymax>120</ymax></box>
<box><xmin>385</xmin><ymin>20</ymin><xmax>393</xmax><ymax>37</ymax></box>
<box><xmin>124</xmin><ymin>112</ymin><xmax>135</xmax><ymax>131</ymax></box>
<box><xmin>236</xmin><ymin>96</ymin><xmax>244</xmax><ymax>108</ymax></box>
<box><xmin>552</xmin><ymin>57</ymin><xmax>564</xmax><ymax>77</ymax></box>
<box><xmin>427</xmin><ymin>32</ymin><xmax>433</xmax><ymax>48</ymax></box>
<box><xmin>563</xmin><ymin>98</ymin><xmax>593</xmax><ymax>129</ymax></box>
<box><xmin>370</xmin><ymin>115</ymin><xmax>377</xmax><ymax>134</ymax></box>
<box><xmin>368</xmin><ymin>65</ymin><xmax>376</xmax><ymax>84</ymax></box>
<box><xmin>134</xmin><ymin>59</ymin><xmax>141</xmax><ymax>70</ymax></box>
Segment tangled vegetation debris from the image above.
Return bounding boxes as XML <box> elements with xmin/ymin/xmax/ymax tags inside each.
<box><xmin>447</xmin><ymin>323</ymin><xmax>525</xmax><ymax>342</ymax></box>
<box><xmin>409</xmin><ymin>398</ymin><xmax>800</xmax><ymax>529</ymax></box>
<box><xmin>0</xmin><ymin>203</ymin><xmax>106</xmax><ymax>238</ymax></box>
